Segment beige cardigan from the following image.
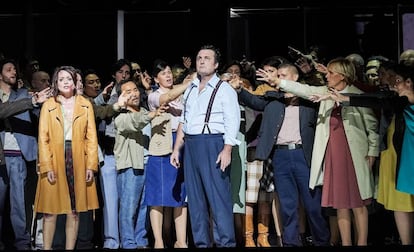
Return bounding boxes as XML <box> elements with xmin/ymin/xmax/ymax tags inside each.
<box><xmin>148</xmin><ymin>113</ymin><xmax>173</xmax><ymax>156</ymax></box>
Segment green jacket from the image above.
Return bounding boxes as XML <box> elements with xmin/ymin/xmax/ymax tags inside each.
<box><xmin>114</xmin><ymin>108</ymin><xmax>152</xmax><ymax>170</ymax></box>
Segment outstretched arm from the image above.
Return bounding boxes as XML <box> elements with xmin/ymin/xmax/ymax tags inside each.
<box><xmin>0</xmin><ymin>99</ymin><xmax>33</xmax><ymax>118</ymax></box>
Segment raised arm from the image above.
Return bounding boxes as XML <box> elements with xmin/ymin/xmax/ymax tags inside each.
<box><xmin>158</xmin><ymin>72</ymin><xmax>196</xmax><ymax>105</ymax></box>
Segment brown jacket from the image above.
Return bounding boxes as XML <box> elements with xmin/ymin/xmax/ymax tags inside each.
<box><xmin>34</xmin><ymin>95</ymin><xmax>99</xmax><ymax>214</ymax></box>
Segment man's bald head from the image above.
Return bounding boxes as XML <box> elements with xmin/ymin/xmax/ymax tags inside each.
<box><xmin>31</xmin><ymin>71</ymin><xmax>50</xmax><ymax>92</ymax></box>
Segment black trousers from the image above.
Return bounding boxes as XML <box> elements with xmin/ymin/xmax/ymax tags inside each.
<box><xmin>52</xmin><ymin>211</ymin><xmax>94</xmax><ymax>249</ymax></box>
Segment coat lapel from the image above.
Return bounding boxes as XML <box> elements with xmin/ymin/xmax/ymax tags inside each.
<box><xmin>73</xmin><ymin>96</ymin><xmax>87</xmax><ymax>122</ymax></box>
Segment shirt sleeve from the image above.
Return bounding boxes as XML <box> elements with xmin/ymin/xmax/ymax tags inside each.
<box><xmin>221</xmin><ymin>83</ymin><xmax>241</xmax><ymax>146</ymax></box>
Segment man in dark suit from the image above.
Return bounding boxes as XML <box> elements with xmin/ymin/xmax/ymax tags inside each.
<box><xmin>233</xmin><ymin>62</ymin><xmax>330</xmax><ymax>247</ymax></box>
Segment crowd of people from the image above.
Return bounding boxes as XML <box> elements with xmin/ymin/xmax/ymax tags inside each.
<box><xmin>0</xmin><ymin>45</ymin><xmax>414</xmax><ymax>250</ymax></box>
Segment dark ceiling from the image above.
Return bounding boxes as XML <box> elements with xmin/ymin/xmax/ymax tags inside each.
<box><xmin>1</xmin><ymin>0</ymin><xmax>411</xmax><ymax>14</ymax></box>
<box><xmin>1</xmin><ymin>0</ymin><xmax>411</xmax><ymax>80</ymax></box>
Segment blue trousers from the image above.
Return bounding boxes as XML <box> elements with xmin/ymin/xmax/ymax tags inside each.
<box><xmin>117</xmin><ymin>167</ymin><xmax>146</xmax><ymax>249</ymax></box>
<box><xmin>134</xmin><ymin>180</ymin><xmax>149</xmax><ymax>248</ymax></box>
<box><xmin>99</xmin><ymin>155</ymin><xmax>119</xmax><ymax>249</ymax></box>
<box><xmin>0</xmin><ymin>156</ymin><xmax>31</xmax><ymax>250</ymax></box>
<box><xmin>272</xmin><ymin>148</ymin><xmax>330</xmax><ymax>246</ymax></box>
<box><xmin>183</xmin><ymin>134</ymin><xmax>235</xmax><ymax>248</ymax></box>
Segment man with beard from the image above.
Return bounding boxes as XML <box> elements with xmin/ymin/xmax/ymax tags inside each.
<box><xmin>0</xmin><ymin>58</ymin><xmax>41</xmax><ymax>250</ymax></box>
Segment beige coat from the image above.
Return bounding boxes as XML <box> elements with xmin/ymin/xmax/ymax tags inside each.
<box><xmin>34</xmin><ymin>95</ymin><xmax>99</xmax><ymax>214</ymax></box>
<box><xmin>280</xmin><ymin>80</ymin><xmax>379</xmax><ymax>200</ymax></box>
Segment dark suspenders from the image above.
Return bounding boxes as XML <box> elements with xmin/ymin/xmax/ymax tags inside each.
<box><xmin>202</xmin><ymin>80</ymin><xmax>223</xmax><ymax>134</ymax></box>
<box><xmin>183</xmin><ymin>79</ymin><xmax>224</xmax><ymax>134</ymax></box>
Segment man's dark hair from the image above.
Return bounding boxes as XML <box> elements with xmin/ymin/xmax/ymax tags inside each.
<box><xmin>116</xmin><ymin>79</ymin><xmax>137</xmax><ymax>96</ymax></box>
<box><xmin>200</xmin><ymin>44</ymin><xmax>221</xmax><ymax>65</ymax></box>
<box><xmin>111</xmin><ymin>58</ymin><xmax>132</xmax><ymax>78</ymax></box>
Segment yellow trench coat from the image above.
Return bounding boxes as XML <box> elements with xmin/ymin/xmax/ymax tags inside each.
<box><xmin>34</xmin><ymin>95</ymin><xmax>99</xmax><ymax>214</ymax></box>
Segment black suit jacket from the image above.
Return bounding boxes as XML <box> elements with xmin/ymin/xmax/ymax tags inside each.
<box><xmin>239</xmin><ymin>89</ymin><xmax>318</xmax><ymax>166</ymax></box>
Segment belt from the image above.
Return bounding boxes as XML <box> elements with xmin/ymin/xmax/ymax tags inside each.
<box><xmin>275</xmin><ymin>144</ymin><xmax>302</xmax><ymax>150</ymax></box>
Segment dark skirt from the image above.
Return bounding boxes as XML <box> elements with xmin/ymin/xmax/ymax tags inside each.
<box><xmin>65</xmin><ymin>140</ymin><xmax>76</xmax><ymax>212</ymax></box>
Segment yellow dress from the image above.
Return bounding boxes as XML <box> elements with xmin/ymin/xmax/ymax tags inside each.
<box><xmin>377</xmin><ymin>116</ymin><xmax>414</xmax><ymax>211</ymax></box>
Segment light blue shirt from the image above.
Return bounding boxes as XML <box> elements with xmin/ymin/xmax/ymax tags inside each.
<box><xmin>180</xmin><ymin>74</ymin><xmax>241</xmax><ymax>146</ymax></box>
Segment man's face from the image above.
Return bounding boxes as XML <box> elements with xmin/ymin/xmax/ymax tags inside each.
<box><xmin>121</xmin><ymin>81</ymin><xmax>140</xmax><ymax>107</ymax></box>
<box><xmin>29</xmin><ymin>61</ymin><xmax>40</xmax><ymax>73</ymax></box>
<box><xmin>84</xmin><ymin>73</ymin><xmax>101</xmax><ymax>98</ymax></box>
<box><xmin>131</xmin><ymin>62</ymin><xmax>141</xmax><ymax>80</ymax></box>
<box><xmin>366</xmin><ymin>68</ymin><xmax>379</xmax><ymax>86</ymax></box>
<box><xmin>196</xmin><ymin>49</ymin><xmax>218</xmax><ymax>77</ymax></box>
<box><xmin>278</xmin><ymin>66</ymin><xmax>299</xmax><ymax>98</ymax></box>
<box><xmin>113</xmin><ymin>64</ymin><xmax>131</xmax><ymax>84</ymax></box>
<box><xmin>31</xmin><ymin>71</ymin><xmax>50</xmax><ymax>91</ymax></box>
<box><xmin>0</xmin><ymin>62</ymin><xmax>17</xmax><ymax>86</ymax></box>
<box><xmin>277</xmin><ymin>66</ymin><xmax>298</xmax><ymax>81</ymax></box>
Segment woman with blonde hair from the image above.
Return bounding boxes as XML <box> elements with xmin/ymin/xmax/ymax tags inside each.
<box><xmin>257</xmin><ymin>57</ymin><xmax>379</xmax><ymax>246</ymax></box>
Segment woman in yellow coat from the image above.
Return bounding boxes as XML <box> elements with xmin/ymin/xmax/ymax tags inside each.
<box><xmin>34</xmin><ymin>65</ymin><xmax>99</xmax><ymax>250</ymax></box>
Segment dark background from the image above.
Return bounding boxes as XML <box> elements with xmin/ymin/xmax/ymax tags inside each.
<box><xmin>0</xmin><ymin>0</ymin><xmax>413</xmax><ymax>84</ymax></box>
